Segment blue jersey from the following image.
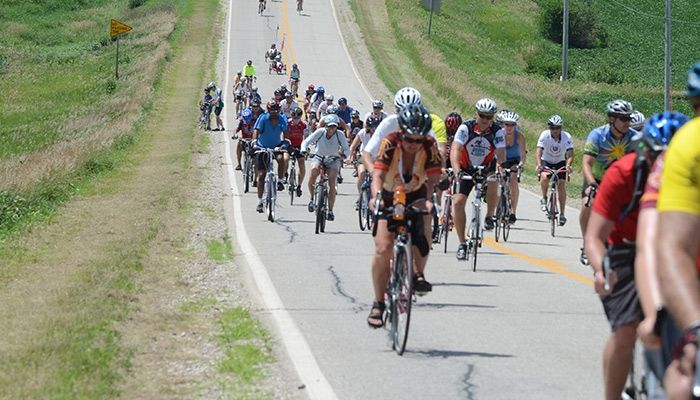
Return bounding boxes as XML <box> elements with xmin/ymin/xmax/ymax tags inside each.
<box><xmin>505</xmin><ymin>129</ymin><xmax>522</xmax><ymax>161</ymax></box>
<box><xmin>583</xmin><ymin>124</ymin><xmax>637</xmax><ymax>180</ymax></box>
<box><xmin>337</xmin><ymin>106</ymin><xmax>354</xmax><ymax>124</ymax></box>
<box><xmin>254</xmin><ymin>113</ymin><xmax>288</xmax><ymax>148</ymax></box>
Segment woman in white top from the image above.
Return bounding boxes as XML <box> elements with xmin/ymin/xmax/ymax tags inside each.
<box><xmin>348</xmin><ymin>115</ymin><xmax>381</xmax><ymax>208</ymax></box>
<box><xmin>536</xmin><ymin>115</ymin><xmax>574</xmax><ymax>226</ymax></box>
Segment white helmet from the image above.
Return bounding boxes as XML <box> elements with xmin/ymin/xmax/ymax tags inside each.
<box><xmin>475</xmin><ymin>98</ymin><xmax>497</xmax><ymax>114</ymax></box>
<box><xmin>500</xmin><ymin>111</ymin><xmax>519</xmax><ymax>124</ymax></box>
<box><xmin>606</xmin><ymin>99</ymin><xmax>634</xmax><ymax>116</ymax></box>
<box><xmin>630</xmin><ymin>111</ymin><xmax>645</xmax><ymax>129</ymax></box>
<box><xmin>206</xmin><ymin>81</ymin><xmax>216</xmax><ymax>90</ymax></box>
<box><xmin>325</xmin><ymin>94</ymin><xmax>334</xmax><ymax>101</ymax></box>
<box><xmin>548</xmin><ymin>114</ymin><xmax>564</xmax><ymax>127</ymax></box>
<box><xmin>394</xmin><ymin>87</ymin><xmax>422</xmax><ymax>108</ymax></box>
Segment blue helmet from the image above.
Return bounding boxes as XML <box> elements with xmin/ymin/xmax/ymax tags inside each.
<box><xmin>241</xmin><ymin>108</ymin><xmax>252</xmax><ymax>123</ymax></box>
<box><xmin>687</xmin><ymin>61</ymin><xmax>700</xmax><ymax>98</ymax></box>
<box><xmin>316</xmin><ymin>85</ymin><xmax>325</xmax><ymax>94</ymax></box>
<box><xmin>637</xmin><ymin>111</ymin><xmax>690</xmax><ymax>153</ymax></box>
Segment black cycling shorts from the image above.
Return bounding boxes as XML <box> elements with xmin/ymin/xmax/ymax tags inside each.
<box><xmin>380</xmin><ymin>185</ymin><xmax>428</xmax><ymax>207</ymax></box>
<box><xmin>542</xmin><ymin>160</ymin><xmax>567</xmax><ymax>180</ymax></box>
<box><xmin>501</xmin><ymin>159</ymin><xmax>520</xmax><ymax>170</ymax></box>
<box><xmin>255</xmin><ymin>148</ymin><xmax>282</xmax><ymax>171</ymax></box>
<box><xmin>600</xmin><ymin>245</ymin><xmax>643</xmax><ymax>331</ymax></box>
<box><xmin>457</xmin><ymin>161</ymin><xmax>496</xmax><ymax>197</ymax></box>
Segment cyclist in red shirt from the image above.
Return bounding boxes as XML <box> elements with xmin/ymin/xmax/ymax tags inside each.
<box><xmin>235</xmin><ymin>108</ymin><xmax>256</xmax><ymax>170</ymax></box>
<box><xmin>285</xmin><ymin>107</ymin><xmax>308</xmax><ymax>197</ymax></box>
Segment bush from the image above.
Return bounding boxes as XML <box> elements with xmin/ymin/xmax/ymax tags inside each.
<box><xmin>538</xmin><ymin>0</ymin><xmax>607</xmax><ymax>49</ymax></box>
<box><xmin>587</xmin><ymin>62</ymin><xmax>625</xmax><ymax>85</ymax></box>
<box><xmin>106</xmin><ymin>79</ymin><xmax>117</xmax><ymax>94</ymax></box>
<box><xmin>524</xmin><ymin>45</ymin><xmax>561</xmax><ymax>80</ymax></box>
<box><xmin>129</xmin><ymin>0</ymin><xmax>146</xmax><ymax>9</ymax></box>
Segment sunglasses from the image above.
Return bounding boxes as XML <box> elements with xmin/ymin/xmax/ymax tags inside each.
<box><xmin>504</xmin><ymin>122</ymin><xmax>516</xmax><ymax>127</ymax></box>
<box><xmin>403</xmin><ymin>136</ymin><xmax>424</xmax><ymax>144</ymax></box>
<box><xmin>478</xmin><ymin>113</ymin><xmax>494</xmax><ymax>120</ymax></box>
<box><xmin>616</xmin><ymin>116</ymin><xmax>632</xmax><ymax>122</ymax></box>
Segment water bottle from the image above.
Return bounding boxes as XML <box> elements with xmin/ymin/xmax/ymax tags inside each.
<box><xmin>393</xmin><ymin>183</ymin><xmax>406</xmax><ymax>221</ymax></box>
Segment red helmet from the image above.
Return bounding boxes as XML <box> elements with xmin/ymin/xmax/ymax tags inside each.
<box><xmin>445</xmin><ymin>112</ymin><xmax>463</xmax><ymax>136</ymax></box>
<box><xmin>266</xmin><ymin>100</ymin><xmax>280</xmax><ymax>112</ymax></box>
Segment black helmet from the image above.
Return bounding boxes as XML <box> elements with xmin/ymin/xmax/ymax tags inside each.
<box><xmin>398</xmin><ymin>104</ymin><xmax>432</xmax><ymax>136</ymax></box>
<box><xmin>291</xmin><ymin>107</ymin><xmax>303</xmax><ymax>118</ymax></box>
<box><xmin>366</xmin><ymin>116</ymin><xmax>381</xmax><ymax>130</ymax></box>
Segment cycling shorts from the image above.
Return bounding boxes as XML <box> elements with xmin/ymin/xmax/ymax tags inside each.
<box><xmin>380</xmin><ymin>185</ymin><xmax>428</xmax><ymax>208</ymax></box>
<box><xmin>309</xmin><ymin>156</ymin><xmax>340</xmax><ymax>172</ymax></box>
<box><xmin>457</xmin><ymin>161</ymin><xmax>496</xmax><ymax>197</ymax></box>
<box><xmin>542</xmin><ymin>160</ymin><xmax>567</xmax><ymax>180</ymax></box>
<box><xmin>600</xmin><ymin>245</ymin><xmax>643</xmax><ymax>330</ymax></box>
<box><xmin>501</xmin><ymin>159</ymin><xmax>520</xmax><ymax>170</ymax></box>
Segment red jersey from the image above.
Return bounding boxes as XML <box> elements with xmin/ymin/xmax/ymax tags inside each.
<box><xmin>592</xmin><ymin>153</ymin><xmax>639</xmax><ymax>246</ymax></box>
<box><xmin>287</xmin><ymin>120</ymin><xmax>307</xmax><ymax>148</ymax></box>
<box><xmin>236</xmin><ymin>119</ymin><xmax>254</xmax><ymax>139</ymax></box>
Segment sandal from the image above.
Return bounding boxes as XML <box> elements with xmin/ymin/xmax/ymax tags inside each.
<box><xmin>367</xmin><ymin>301</ymin><xmax>385</xmax><ymax>328</ymax></box>
<box><xmin>413</xmin><ymin>272</ymin><xmax>432</xmax><ymax>295</ymax></box>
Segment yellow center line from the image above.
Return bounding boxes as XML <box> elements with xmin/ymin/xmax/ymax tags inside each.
<box><xmin>280</xmin><ymin>0</ymin><xmax>296</xmax><ymax>76</ymax></box>
<box><xmin>482</xmin><ymin>237</ymin><xmax>593</xmax><ymax>286</ymax></box>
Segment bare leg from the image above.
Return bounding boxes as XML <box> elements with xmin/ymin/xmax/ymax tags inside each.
<box><xmin>327</xmin><ymin>169</ymin><xmax>338</xmax><ymax>210</ymax></box>
<box><xmin>602</xmin><ymin>323</ymin><xmax>637</xmax><ymax>400</ymax></box>
<box><xmin>486</xmin><ymin>180</ymin><xmax>498</xmax><ymax>217</ymax></box>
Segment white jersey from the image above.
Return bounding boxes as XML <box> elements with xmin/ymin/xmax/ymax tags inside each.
<box><xmin>363</xmin><ymin>114</ymin><xmax>437</xmax><ymax>160</ymax></box>
<box><xmin>280</xmin><ymin>99</ymin><xmax>298</xmax><ymax>118</ymax></box>
<box><xmin>317</xmin><ymin>102</ymin><xmax>332</xmax><ymax>118</ymax></box>
<box><xmin>355</xmin><ymin>129</ymin><xmax>373</xmax><ymax>152</ymax></box>
<box><xmin>309</xmin><ymin>93</ymin><xmax>324</xmax><ymax>112</ymax></box>
<box><xmin>453</xmin><ymin>123</ymin><xmax>505</xmax><ymax>166</ymax></box>
<box><xmin>301</xmin><ymin>128</ymin><xmax>350</xmax><ymax>157</ymax></box>
<box><xmin>537</xmin><ymin>129</ymin><xmax>574</xmax><ymax>164</ymax></box>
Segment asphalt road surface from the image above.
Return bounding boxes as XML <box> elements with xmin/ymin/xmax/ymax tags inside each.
<box><xmin>222</xmin><ymin>0</ymin><xmax>609</xmax><ymax>398</ymax></box>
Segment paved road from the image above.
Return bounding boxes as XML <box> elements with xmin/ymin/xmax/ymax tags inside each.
<box><xmin>223</xmin><ymin>0</ymin><xmax>609</xmax><ymax>398</ymax></box>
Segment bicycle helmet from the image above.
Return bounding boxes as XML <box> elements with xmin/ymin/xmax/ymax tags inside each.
<box><xmin>307</xmin><ymin>83</ymin><xmax>315</xmax><ymax>90</ymax></box>
<box><xmin>326</xmin><ymin>105</ymin><xmax>339</xmax><ymax>115</ymax></box>
<box><xmin>316</xmin><ymin>86</ymin><xmax>325</xmax><ymax>94</ymax></box>
<box><xmin>207</xmin><ymin>81</ymin><xmax>216</xmax><ymax>90</ymax></box>
<box><xmin>236</xmin><ymin>71</ymin><xmax>242</xmax><ymax>75</ymax></box>
<box><xmin>372</xmin><ymin>99</ymin><xmax>384</xmax><ymax>108</ymax></box>
<box><xmin>324</xmin><ymin>114</ymin><xmax>340</xmax><ymax>127</ymax></box>
<box><xmin>636</xmin><ymin>111</ymin><xmax>690</xmax><ymax>153</ymax></box>
<box><xmin>475</xmin><ymin>98</ymin><xmax>497</xmax><ymax>114</ymax></box>
<box><xmin>251</xmin><ymin>99</ymin><xmax>261</xmax><ymax>106</ymax></box>
<box><xmin>271</xmin><ymin>43</ymin><xmax>276</xmax><ymax>48</ymax></box>
<box><xmin>338</xmin><ymin>97</ymin><xmax>348</xmax><ymax>105</ymax></box>
<box><xmin>606</xmin><ymin>99</ymin><xmax>634</xmax><ymax>117</ymax></box>
<box><xmin>366</xmin><ymin>115</ymin><xmax>381</xmax><ymax>130</ymax></box>
<box><xmin>252</xmin><ymin>86</ymin><xmax>258</xmax><ymax>92</ymax></box>
<box><xmin>444</xmin><ymin>112</ymin><xmax>463</xmax><ymax>135</ymax></box>
<box><xmin>246</xmin><ymin>60</ymin><xmax>252</xmax><ymax>65</ymax></box>
<box><xmin>241</xmin><ymin>108</ymin><xmax>253</xmax><ymax>123</ymax></box>
<box><xmin>291</xmin><ymin>107</ymin><xmax>303</xmax><ymax>118</ymax></box>
<box><xmin>324</xmin><ymin>94</ymin><xmax>334</xmax><ymax>101</ymax></box>
<box><xmin>548</xmin><ymin>114</ymin><xmax>564</xmax><ymax>127</ymax></box>
<box><xmin>292</xmin><ymin>63</ymin><xmax>298</xmax><ymax>69</ymax></box>
<box><xmin>350</xmin><ymin>109</ymin><xmax>360</xmax><ymax>118</ymax></box>
<box><xmin>241</xmin><ymin>76</ymin><xmax>248</xmax><ymax>83</ymax></box>
<box><xmin>266</xmin><ymin>101</ymin><xmax>280</xmax><ymax>112</ymax></box>
<box><xmin>500</xmin><ymin>111</ymin><xmax>520</xmax><ymax>124</ymax></box>
<box><xmin>394</xmin><ymin>87</ymin><xmax>422</xmax><ymax>108</ymax></box>
<box><xmin>630</xmin><ymin>111</ymin><xmax>645</xmax><ymax>130</ymax></box>
<box><xmin>398</xmin><ymin>104</ymin><xmax>432</xmax><ymax>136</ymax></box>
<box><xmin>687</xmin><ymin>61</ymin><xmax>700</xmax><ymax>98</ymax></box>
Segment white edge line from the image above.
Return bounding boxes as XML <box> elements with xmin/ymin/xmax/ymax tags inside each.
<box><xmin>328</xmin><ymin>0</ymin><xmax>373</xmax><ymax>103</ymax></box>
<box><xmin>222</xmin><ymin>2</ymin><xmax>338</xmax><ymax>399</ymax></box>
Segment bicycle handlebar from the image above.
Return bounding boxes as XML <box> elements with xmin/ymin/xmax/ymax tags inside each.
<box><xmin>602</xmin><ymin>252</ymin><xmax>612</xmax><ymax>292</ymax></box>
<box><xmin>585</xmin><ymin>185</ymin><xmax>598</xmax><ymax>208</ymax></box>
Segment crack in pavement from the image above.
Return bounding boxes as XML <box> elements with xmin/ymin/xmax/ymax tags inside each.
<box><xmin>461</xmin><ymin>364</ymin><xmax>477</xmax><ymax>400</ymax></box>
<box><xmin>274</xmin><ymin>218</ymin><xmax>298</xmax><ymax>243</ymax></box>
<box><xmin>328</xmin><ymin>265</ymin><xmax>365</xmax><ymax>313</ymax></box>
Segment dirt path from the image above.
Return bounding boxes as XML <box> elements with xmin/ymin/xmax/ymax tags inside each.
<box><xmin>0</xmin><ymin>1</ymin><xmax>297</xmax><ymax>399</ymax></box>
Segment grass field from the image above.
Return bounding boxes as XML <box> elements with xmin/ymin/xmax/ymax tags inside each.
<box><xmin>350</xmin><ymin>0</ymin><xmax>700</xmax><ymax>192</ymax></box>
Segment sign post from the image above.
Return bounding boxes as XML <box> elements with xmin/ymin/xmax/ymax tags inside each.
<box><xmin>110</xmin><ymin>19</ymin><xmax>133</xmax><ymax>80</ymax></box>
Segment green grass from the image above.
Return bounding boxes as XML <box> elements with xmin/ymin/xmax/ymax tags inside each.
<box><xmin>217</xmin><ymin>308</ymin><xmax>272</xmax><ymax>387</ymax></box>
<box><xmin>206</xmin><ymin>235</ymin><xmax>234</xmax><ymax>263</ymax></box>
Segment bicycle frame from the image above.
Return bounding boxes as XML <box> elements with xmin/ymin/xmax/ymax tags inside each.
<box><xmin>242</xmin><ymin>139</ymin><xmax>254</xmax><ymax>193</ymax></box>
<box><xmin>287</xmin><ymin>149</ymin><xmax>298</xmax><ymax>205</ymax></box>
<box><xmin>540</xmin><ymin>166</ymin><xmax>568</xmax><ymax>237</ymax></box>
<box><xmin>461</xmin><ymin>165</ymin><xmax>487</xmax><ymax>271</ymax></box>
<box><xmin>312</xmin><ymin>154</ymin><xmax>340</xmax><ymax>234</ymax></box>
<box><xmin>257</xmin><ymin>148</ymin><xmax>279</xmax><ymax>222</ymax></box>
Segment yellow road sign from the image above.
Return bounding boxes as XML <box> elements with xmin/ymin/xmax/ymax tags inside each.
<box><xmin>110</xmin><ymin>19</ymin><xmax>132</xmax><ymax>38</ymax></box>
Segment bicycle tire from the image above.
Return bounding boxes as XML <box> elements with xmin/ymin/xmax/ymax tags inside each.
<box><xmin>320</xmin><ymin>188</ymin><xmax>327</xmax><ymax>232</ymax></box>
<box><xmin>267</xmin><ymin>177</ymin><xmax>275</xmax><ymax>222</ymax></box>
<box><xmin>503</xmin><ymin>191</ymin><xmax>511</xmax><ymax>242</ymax></box>
<box><xmin>471</xmin><ymin>207</ymin><xmax>480</xmax><ymax>272</ymax></box>
<box><xmin>364</xmin><ymin>189</ymin><xmax>373</xmax><ymax>231</ymax></box>
<box><xmin>243</xmin><ymin>157</ymin><xmax>251</xmax><ymax>193</ymax></box>
<box><xmin>315</xmin><ymin>187</ymin><xmax>326</xmax><ymax>234</ymax></box>
<box><xmin>549</xmin><ymin>192</ymin><xmax>557</xmax><ymax>237</ymax></box>
<box><xmin>494</xmin><ymin>197</ymin><xmax>503</xmax><ymax>242</ymax></box>
<box><xmin>391</xmin><ymin>245</ymin><xmax>412</xmax><ymax>355</ymax></box>
<box><xmin>358</xmin><ymin>191</ymin><xmax>367</xmax><ymax>231</ymax></box>
<box><xmin>442</xmin><ymin>198</ymin><xmax>451</xmax><ymax>254</ymax></box>
<box><xmin>288</xmin><ymin>164</ymin><xmax>296</xmax><ymax>206</ymax></box>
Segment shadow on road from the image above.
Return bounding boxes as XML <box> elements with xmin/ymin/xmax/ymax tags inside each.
<box><xmin>414</xmin><ymin>302</ymin><xmax>496</xmax><ymax>310</ymax></box>
<box><xmin>431</xmin><ymin>282</ymin><xmax>497</xmax><ymax>288</ymax></box>
<box><xmin>404</xmin><ymin>349</ymin><xmax>513</xmax><ymax>359</ymax></box>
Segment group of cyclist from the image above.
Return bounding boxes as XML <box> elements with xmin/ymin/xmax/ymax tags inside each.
<box><xmin>225</xmin><ymin>44</ymin><xmax>700</xmax><ymax>397</ymax></box>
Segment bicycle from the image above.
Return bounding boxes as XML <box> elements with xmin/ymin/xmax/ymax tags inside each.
<box><xmin>311</xmin><ymin>154</ymin><xmax>340</xmax><ymax>234</ymax></box>
<box><xmin>287</xmin><ymin>148</ymin><xmax>300</xmax><ymax>205</ymax></box>
<box><xmin>258</xmin><ymin>0</ymin><xmax>265</xmax><ymax>15</ymax></box>
<box><xmin>494</xmin><ymin>166</ymin><xmax>521</xmax><ymax>242</ymax></box>
<box><xmin>357</xmin><ymin>168</ymin><xmax>372</xmax><ymax>231</ymax></box>
<box><xmin>461</xmin><ymin>165</ymin><xmax>487</xmax><ymax>272</ymax></box>
<box><xmin>539</xmin><ymin>166</ymin><xmax>569</xmax><ymax>237</ymax></box>
<box><xmin>241</xmin><ymin>139</ymin><xmax>254</xmax><ymax>194</ymax></box>
<box><xmin>234</xmin><ymin>89</ymin><xmax>245</xmax><ymax>119</ymax></box>
<box><xmin>256</xmin><ymin>147</ymin><xmax>282</xmax><ymax>223</ymax></box>
<box><xmin>437</xmin><ymin>171</ymin><xmax>455</xmax><ymax>253</ymax></box>
<box><xmin>296</xmin><ymin>0</ymin><xmax>303</xmax><ymax>13</ymax></box>
<box><xmin>289</xmin><ymin>78</ymin><xmax>299</xmax><ymax>98</ymax></box>
<box><xmin>197</xmin><ymin>100</ymin><xmax>212</xmax><ymax>130</ymax></box>
<box><xmin>372</xmin><ymin>197</ymin><xmax>429</xmax><ymax>355</ymax></box>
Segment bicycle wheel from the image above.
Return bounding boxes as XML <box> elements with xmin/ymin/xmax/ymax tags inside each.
<box><xmin>442</xmin><ymin>197</ymin><xmax>451</xmax><ymax>254</ymax></box>
<box><xmin>288</xmin><ymin>165</ymin><xmax>296</xmax><ymax>206</ymax></box>
<box><xmin>364</xmin><ymin>189</ymin><xmax>373</xmax><ymax>231</ymax></box>
<box><xmin>471</xmin><ymin>208</ymin><xmax>480</xmax><ymax>272</ymax></box>
<box><xmin>549</xmin><ymin>192</ymin><xmax>557</xmax><ymax>237</ymax></box>
<box><xmin>503</xmin><ymin>193</ymin><xmax>511</xmax><ymax>242</ymax></box>
<box><xmin>320</xmin><ymin>188</ymin><xmax>327</xmax><ymax>232</ymax></box>
<box><xmin>267</xmin><ymin>177</ymin><xmax>275</xmax><ymax>222</ymax></box>
<box><xmin>358</xmin><ymin>191</ymin><xmax>367</xmax><ymax>231</ymax></box>
<box><xmin>494</xmin><ymin>197</ymin><xmax>503</xmax><ymax>242</ymax></box>
<box><xmin>315</xmin><ymin>188</ymin><xmax>325</xmax><ymax>234</ymax></box>
<box><xmin>390</xmin><ymin>245</ymin><xmax>412</xmax><ymax>355</ymax></box>
<box><xmin>431</xmin><ymin>206</ymin><xmax>439</xmax><ymax>243</ymax></box>
<box><xmin>243</xmin><ymin>156</ymin><xmax>251</xmax><ymax>193</ymax></box>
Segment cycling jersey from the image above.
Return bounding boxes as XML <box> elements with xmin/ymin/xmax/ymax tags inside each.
<box><xmin>309</xmin><ymin>95</ymin><xmax>324</xmax><ymax>113</ymax></box>
<box><xmin>243</xmin><ymin>64</ymin><xmax>256</xmax><ymax>77</ymax></box>
<box><xmin>658</xmin><ymin>117</ymin><xmax>700</xmax><ymax>216</ymax></box>
<box><xmin>537</xmin><ymin>129</ymin><xmax>574</xmax><ymax>164</ymax></box>
<box><xmin>373</xmin><ymin>132</ymin><xmax>442</xmax><ymax>194</ymax></box>
<box><xmin>355</xmin><ymin>129</ymin><xmax>372</xmax><ymax>152</ymax></box>
<box><xmin>254</xmin><ymin>113</ymin><xmax>288</xmax><ymax>148</ymax></box>
<box><xmin>236</xmin><ymin>119</ymin><xmax>255</xmax><ymax>139</ymax></box>
<box><xmin>498</xmin><ymin>128</ymin><xmax>523</xmax><ymax>162</ymax></box>
<box><xmin>363</xmin><ymin>114</ymin><xmax>437</xmax><ymax>160</ymax></box>
<box><xmin>290</xmin><ymin>68</ymin><xmax>300</xmax><ymax>81</ymax></box>
<box><xmin>287</xmin><ymin>119</ymin><xmax>307</xmax><ymax>148</ymax></box>
<box><xmin>592</xmin><ymin>153</ymin><xmax>639</xmax><ymax>245</ymax></box>
<box><xmin>337</xmin><ymin>106</ymin><xmax>354</xmax><ymax>124</ymax></box>
<box><xmin>430</xmin><ymin>113</ymin><xmax>447</xmax><ymax>144</ymax></box>
<box><xmin>453</xmin><ymin>119</ymin><xmax>504</xmax><ymax>169</ymax></box>
<box><xmin>213</xmin><ymin>88</ymin><xmax>223</xmax><ymax>110</ymax></box>
<box><xmin>301</xmin><ymin>127</ymin><xmax>349</xmax><ymax>157</ymax></box>
<box><xmin>280</xmin><ymin>99</ymin><xmax>298</xmax><ymax>117</ymax></box>
<box><xmin>583</xmin><ymin>124</ymin><xmax>636</xmax><ymax>181</ymax></box>
<box><xmin>363</xmin><ymin>110</ymin><xmax>388</xmax><ymax>123</ymax></box>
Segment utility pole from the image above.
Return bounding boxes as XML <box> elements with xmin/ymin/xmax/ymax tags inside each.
<box><xmin>664</xmin><ymin>0</ymin><xmax>672</xmax><ymax>111</ymax></box>
<box><xmin>561</xmin><ymin>0</ymin><xmax>570</xmax><ymax>81</ymax></box>
<box><xmin>428</xmin><ymin>0</ymin><xmax>435</xmax><ymax>36</ymax></box>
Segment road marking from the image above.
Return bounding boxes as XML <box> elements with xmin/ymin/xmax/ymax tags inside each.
<box><xmin>483</xmin><ymin>237</ymin><xmax>593</xmax><ymax>286</ymax></box>
<box><xmin>280</xmin><ymin>0</ymin><xmax>297</xmax><ymax>73</ymax></box>
<box><xmin>222</xmin><ymin>1</ymin><xmax>338</xmax><ymax>399</ymax></box>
